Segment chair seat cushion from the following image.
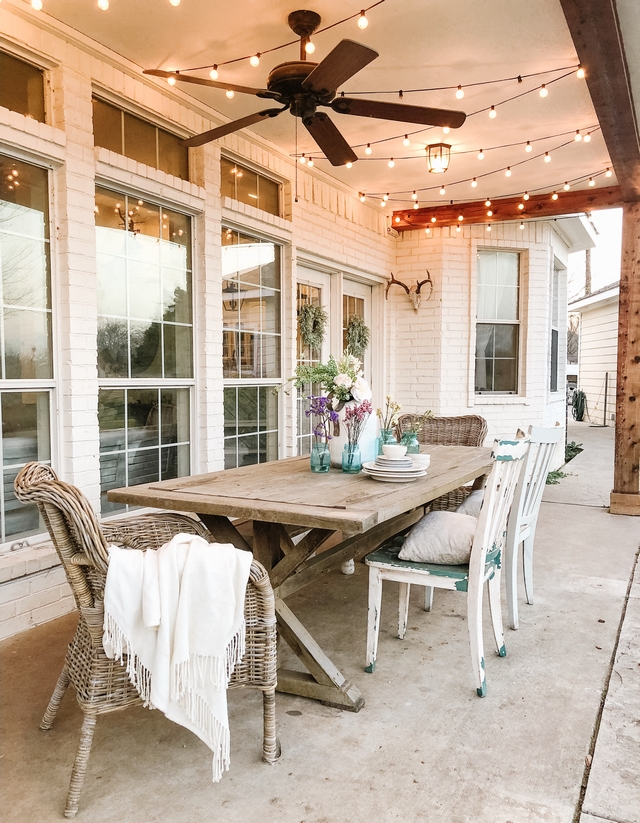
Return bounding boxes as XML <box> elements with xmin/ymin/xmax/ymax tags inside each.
<box><xmin>396</xmin><ymin>510</ymin><xmax>478</xmax><ymax>564</ymax></box>
<box><xmin>455</xmin><ymin>489</ymin><xmax>484</xmax><ymax>518</ymax></box>
<box><xmin>366</xmin><ymin>537</ymin><xmax>470</xmax><ymax>589</ymax></box>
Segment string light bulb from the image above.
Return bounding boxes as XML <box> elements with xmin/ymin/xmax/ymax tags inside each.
<box><xmin>411</xmin><ymin>191</ymin><xmax>418</xmax><ymax>200</ymax></box>
<box><xmin>576</xmin><ymin>65</ymin><xmax>585</xmax><ymax>79</ymax></box>
<box><xmin>307</xmin><ymin>159</ymin><xmax>314</xmax><ymax>168</ymax></box>
<box><xmin>484</xmin><ymin>200</ymin><xmax>491</xmax><ymax>207</ymax></box>
<box><xmin>525</xmin><ymin>141</ymin><xmax>532</xmax><ymax>152</ymax></box>
<box><xmin>425</xmin><ymin>227</ymin><xmax>431</xmax><ymax>235</ymax></box>
<box><xmin>442</xmin><ymin>126</ymin><xmax>450</xmax><ymax>135</ymax></box>
<box><xmin>456</xmin><ymin>225</ymin><xmax>461</xmax><ymax>232</ymax></box>
<box><xmin>489</xmin><ymin>105</ymin><xmax>497</xmax><ymax>119</ymax></box>
<box><xmin>413</xmin><ymin>202</ymin><xmax>419</xmax><ymax>210</ymax></box>
<box><xmin>574</xmin><ymin>130</ymin><xmax>582</xmax><ymax>141</ymax></box>
<box><xmin>439</xmin><ymin>186</ymin><xmax>446</xmax><ymax>195</ymax></box>
<box><xmin>31</xmin><ymin>0</ymin><xmax>43</xmax><ymax>9</ymax></box>
<box><xmin>520</xmin><ymin>222</ymin><xmax>525</xmax><ymax>230</ymax></box>
<box><xmin>458</xmin><ymin>214</ymin><xmax>464</xmax><ymax>221</ymax></box>
<box><xmin>379</xmin><ymin>200</ymin><xmax>386</xmax><ymax>207</ymax></box>
<box><xmin>305</xmin><ymin>40</ymin><xmax>316</xmax><ymax>54</ymax></box>
<box><xmin>518</xmin><ymin>203</ymin><xmax>525</xmax><ymax>210</ymax></box>
<box><xmin>544</xmin><ymin>152</ymin><xmax>551</xmax><ymax>162</ymax></box>
<box><xmin>523</xmin><ymin>192</ymin><xmax>530</xmax><ymax>200</ymax></box>
<box><xmin>357</xmin><ymin>10</ymin><xmax>368</xmax><ymax>29</ymax></box>
<box><xmin>383</xmin><ymin>193</ymin><xmax>389</xmax><ymax>201</ymax></box>
<box><xmin>505</xmin><ymin>166</ymin><xmax>512</xmax><ymax>177</ymax></box>
<box><xmin>365</xmin><ymin>143</ymin><xmax>372</xmax><ymax>155</ymax></box>
<box><xmin>431</xmin><ymin>216</ymin><xmax>436</xmax><ymax>223</ymax></box>
<box><xmin>564</xmin><ymin>182</ymin><xmax>571</xmax><ymax>191</ymax></box>
<box><xmin>403</xmin><ymin>135</ymin><xmax>410</xmax><ymax>147</ymax></box>
<box><xmin>167</xmin><ymin>75</ymin><xmax>177</xmax><ymax>86</ymax></box>
<box><xmin>486</xmin><ymin>225</ymin><xmax>492</xmax><ymax>231</ymax></box>
<box><xmin>605</xmin><ymin>168</ymin><xmax>613</xmax><ymax>177</ymax></box>
<box><xmin>345</xmin><ymin>161</ymin><xmax>353</xmax><ymax>168</ymax></box>
<box><xmin>471</xmin><ymin>178</ymin><xmax>477</xmax><ymax>187</ymax></box>
<box><xmin>539</xmin><ymin>84</ymin><xmax>548</xmax><ymax>97</ymax></box>
<box><xmin>583</xmin><ymin>132</ymin><xmax>591</xmax><ymax>143</ymax></box>
<box><xmin>388</xmin><ymin>158</ymin><xmax>395</xmax><ymax>168</ymax></box>
<box><xmin>456</xmin><ymin>85</ymin><xmax>464</xmax><ymax>99</ymax></box>
<box><xmin>552</xmin><ymin>191</ymin><xmax>559</xmax><ymax>200</ymax></box>
<box><xmin>394</xmin><ymin>216</ymin><xmax>401</xmax><ymax>224</ymax></box>
<box><xmin>249</xmin><ymin>54</ymin><xmax>260</xmax><ymax>67</ymax></box>
<box><xmin>169</xmin><ymin>0</ymin><xmax>180</xmax><ymax>5</ymax></box>
<box><xmin>477</xmin><ymin>149</ymin><xmax>485</xmax><ymax>160</ymax></box>
<box><xmin>226</xmin><ymin>89</ymin><xmax>235</xmax><ymax>99</ymax></box>
<box><xmin>589</xmin><ymin>177</ymin><xmax>595</xmax><ymax>186</ymax></box>
<box><xmin>98</xmin><ymin>0</ymin><xmax>109</xmax><ymax>9</ymax></box>
<box><xmin>487</xmin><ymin>210</ymin><xmax>493</xmax><ymax>217</ymax></box>
<box><xmin>359</xmin><ymin>192</ymin><xmax>366</xmax><ymax>202</ymax></box>
<box><xmin>299</xmin><ymin>154</ymin><xmax>306</xmax><ymax>164</ymax></box>
<box><xmin>210</xmin><ymin>65</ymin><xmax>219</xmax><ymax>80</ymax></box>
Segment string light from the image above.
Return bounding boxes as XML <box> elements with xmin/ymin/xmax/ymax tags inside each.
<box><xmin>489</xmin><ymin>105</ymin><xmax>497</xmax><ymax>119</ymax></box>
<box><xmin>552</xmin><ymin>192</ymin><xmax>559</xmax><ymax>200</ymax></box>
<box><xmin>431</xmin><ymin>216</ymin><xmax>436</xmax><ymax>223</ymax></box>
<box><xmin>487</xmin><ymin>210</ymin><xmax>493</xmax><ymax>216</ymax></box>
<box><xmin>518</xmin><ymin>203</ymin><xmax>525</xmax><ymax>210</ymax></box>
<box><xmin>307</xmin><ymin>158</ymin><xmax>314</xmax><ymax>168</ymax></box>
<box><xmin>505</xmin><ymin>166</ymin><xmax>512</xmax><ymax>177</ymax></box>
<box><xmin>576</xmin><ymin>65</ymin><xmax>585</xmax><ymax>79</ymax></box>
<box><xmin>169</xmin><ymin>0</ymin><xmax>180</xmax><ymax>5</ymax></box>
<box><xmin>539</xmin><ymin>84</ymin><xmax>548</xmax><ymax>97</ymax></box>
<box><xmin>210</xmin><ymin>66</ymin><xmax>219</xmax><ymax>80</ymax></box>
<box><xmin>544</xmin><ymin>152</ymin><xmax>551</xmax><ymax>162</ymax></box>
<box><xmin>583</xmin><ymin>132</ymin><xmax>591</xmax><ymax>143</ymax></box>
<box><xmin>167</xmin><ymin>75</ymin><xmax>177</xmax><ymax>86</ymax></box>
<box><xmin>365</xmin><ymin>143</ymin><xmax>372</xmax><ymax>155</ymax></box>
<box><xmin>523</xmin><ymin>192</ymin><xmax>530</xmax><ymax>200</ymax></box>
<box><xmin>380</xmin><ymin>200</ymin><xmax>386</xmax><ymax>207</ymax></box>
<box><xmin>359</xmin><ymin>192</ymin><xmax>366</xmax><ymax>202</ymax></box>
<box><xmin>458</xmin><ymin>214</ymin><xmax>464</xmax><ymax>221</ymax></box>
<box><xmin>411</xmin><ymin>191</ymin><xmax>418</xmax><ymax>200</ymax></box>
<box><xmin>520</xmin><ymin>222</ymin><xmax>525</xmax><ymax>230</ymax></box>
<box><xmin>383</xmin><ymin>193</ymin><xmax>389</xmax><ymax>201</ymax></box>
<box><xmin>345</xmin><ymin>161</ymin><xmax>353</xmax><ymax>168</ymax></box>
<box><xmin>456</xmin><ymin>225</ymin><xmax>461</xmax><ymax>232</ymax></box>
<box><xmin>305</xmin><ymin>41</ymin><xmax>316</xmax><ymax>54</ymax></box>
<box><xmin>525</xmin><ymin>141</ymin><xmax>532</xmax><ymax>152</ymax></box>
<box><xmin>299</xmin><ymin>154</ymin><xmax>306</xmax><ymax>164</ymax></box>
<box><xmin>564</xmin><ymin>182</ymin><xmax>571</xmax><ymax>190</ymax></box>
<box><xmin>388</xmin><ymin>158</ymin><xmax>395</xmax><ymax>168</ymax></box>
<box><xmin>485</xmin><ymin>199</ymin><xmax>491</xmax><ymax>207</ymax></box>
<box><xmin>249</xmin><ymin>54</ymin><xmax>261</xmax><ymax>67</ymax></box>
<box><xmin>605</xmin><ymin>168</ymin><xmax>612</xmax><ymax>177</ymax></box>
<box><xmin>574</xmin><ymin>130</ymin><xmax>582</xmax><ymax>141</ymax></box>
<box><xmin>471</xmin><ymin>178</ymin><xmax>477</xmax><ymax>187</ymax></box>
<box><xmin>358</xmin><ymin>10</ymin><xmax>369</xmax><ymax>29</ymax></box>
<box><xmin>403</xmin><ymin>135</ymin><xmax>410</xmax><ymax>147</ymax></box>
<box><xmin>486</xmin><ymin>225</ymin><xmax>492</xmax><ymax>231</ymax></box>
<box><xmin>477</xmin><ymin>150</ymin><xmax>485</xmax><ymax>160</ymax></box>
<box><xmin>589</xmin><ymin>177</ymin><xmax>595</xmax><ymax>186</ymax></box>
<box><xmin>31</xmin><ymin>0</ymin><xmax>43</xmax><ymax>9</ymax></box>
<box><xmin>395</xmin><ymin>216</ymin><xmax>401</xmax><ymax>223</ymax></box>
<box><xmin>456</xmin><ymin>85</ymin><xmax>464</xmax><ymax>99</ymax></box>
<box><xmin>425</xmin><ymin>227</ymin><xmax>431</xmax><ymax>235</ymax></box>
<box><xmin>413</xmin><ymin>202</ymin><xmax>419</xmax><ymax>210</ymax></box>
<box><xmin>98</xmin><ymin>0</ymin><xmax>109</xmax><ymax>9</ymax></box>
<box><xmin>439</xmin><ymin>186</ymin><xmax>446</xmax><ymax>195</ymax></box>
<box><xmin>226</xmin><ymin>90</ymin><xmax>235</xmax><ymax>99</ymax></box>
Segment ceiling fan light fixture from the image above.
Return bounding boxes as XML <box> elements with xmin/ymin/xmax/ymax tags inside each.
<box><xmin>358</xmin><ymin>10</ymin><xmax>369</xmax><ymax>29</ymax></box>
<box><xmin>346</xmin><ymin>161</ymin><xmax>353</xmax><ymax>168</ymax></box>
<box><xmin>426</xmin><ymin>143</ymin><xmax>451</xmax><ymax>174</ymax></box>
<box><xmin>209</xmin><ymin>65</ymin><xmax>219</xmax><ymax>80</ymax></box>
<box><xmin>305</xmin><ymin>40</ymin><xmax>316</xmax><ymax>54</ymax></box>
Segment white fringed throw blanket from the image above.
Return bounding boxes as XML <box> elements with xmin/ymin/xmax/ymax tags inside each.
<box><xmin>102</xmin><ymin>533</ymin><xmax>253</xmax><ymax>781</ymax></box>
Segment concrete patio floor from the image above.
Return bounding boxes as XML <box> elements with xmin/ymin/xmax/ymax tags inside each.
<box><xmin>1</xmin><ymin>422</ymin><xmax>638</xmax><ymax>823</ymax></box>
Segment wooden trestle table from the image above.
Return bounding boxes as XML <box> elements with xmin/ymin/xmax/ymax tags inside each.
<box><xmin>108</xmin><ymin>444</ymin><xmax>492</xmax><ymax>712</ymax></box>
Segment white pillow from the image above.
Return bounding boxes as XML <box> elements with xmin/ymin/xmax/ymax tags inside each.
<box><xmin>398</xmin><ymin>510</ymin><xmax>477</xmax><ymax>565</ymax></box>
<box><xmin>456</xmin><ymin>489</ymin><xmax>485</xmax><ymax>518</ymax></box>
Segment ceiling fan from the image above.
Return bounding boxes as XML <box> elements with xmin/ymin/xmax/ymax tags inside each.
<box><xmin>144</xmin><ymin>10</ymin><xmax>466</xmax><ymax>166</ymax></box>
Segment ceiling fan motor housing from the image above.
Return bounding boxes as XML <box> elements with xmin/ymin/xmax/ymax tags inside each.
<box><xmin>266</xmin><ymin>61</ymin><xmax>335</xmax><ymax>120</ymax></box>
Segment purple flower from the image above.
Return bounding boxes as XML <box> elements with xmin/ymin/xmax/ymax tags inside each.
<box><xmin>306</xmin><ymin>395</ymin><xmax>338</xmax><ymax>444</ymax></box>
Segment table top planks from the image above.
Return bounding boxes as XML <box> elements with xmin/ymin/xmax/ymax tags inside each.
<box><xmin>108</xmin><ymin>445</ymin><xmax>493</xmax><ymax>534</ymax></box>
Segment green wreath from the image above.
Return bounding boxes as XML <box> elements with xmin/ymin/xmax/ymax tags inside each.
<box><xmin>345</xmin><ymin>314</ymin><xmax>370</xmax><ymax>359</ymax></box>
<box><xmin>298</xmin><ymin>303</ymin><xmax>328</xmax><ymax>350</ymax></box>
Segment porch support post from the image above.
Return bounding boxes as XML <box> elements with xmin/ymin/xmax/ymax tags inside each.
<box><xmin>611</xmin><ymin>202</ymin><xmax>640</xmax><ymax>515</ymax></box>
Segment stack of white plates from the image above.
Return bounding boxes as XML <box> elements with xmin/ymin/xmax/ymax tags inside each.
<box><xmin>362</xmin><ymin>455</ymin><xmax>428</xmax><ymax>483</ymax></box>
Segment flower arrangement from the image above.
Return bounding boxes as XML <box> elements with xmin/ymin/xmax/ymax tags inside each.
<box><xmin>376</xmin><ymin>396</ymin><xmax>402</xmax><ymax>431</ymax></box>
<box><xmin>405</xmin><ymin>410</ymin><xmax>434</xmax><ymax>434</ymax></box>
<box><xmin>344</xmin><ymin>399</ymin><xmax>373</xmax><ymax>446</ymax></box>
<box><xmin>305</xmin><ymin>395</ymin><xmax>339</xmax><ymax>445</ymax></box>
<box><xmin>291</xmin><ymin>351</ymin><xmax>372</xmax><ymax>409</ymax></box>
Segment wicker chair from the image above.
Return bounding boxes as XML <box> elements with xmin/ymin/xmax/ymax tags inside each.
<box><xmin>396</xmin><ymin>414</ymin><xmax>489</xmax><ymax>511</ymax></box>
<box><xmin>14</xmin><ymin>462</ymin><xmax>279</xmax><ymax>819</ymax></box>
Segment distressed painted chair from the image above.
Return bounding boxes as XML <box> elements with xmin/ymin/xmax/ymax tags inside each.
<box><xmin>14</xmin><ymin>462</ymin><xmax>279</xmax><ymax>819</ymax></box>
<box><xmin>505</xmin><ymin>424</ymin><xmax>563</xmax><ymax>630</ymax></box>
<box><xmin>364</xmin><ymin>438</ymin><xmax>529</xmax><ymax>697</ymax></box>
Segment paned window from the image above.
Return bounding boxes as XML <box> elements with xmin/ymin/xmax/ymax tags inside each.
<box><xmin>222</xmin><ymin>227</ymin><xmax>281</xmax><ymax>469</ymax></box>
<box><xmin>0</xmin><ymin>156</ymin><xmax>52</xmax><ymax>545</ymax></box>
<box><xmin>296</xmin><ymin>283</ymin><xmax>322</xmax><ymax>456</ymax></box>
<box><xmin>343</xmin><ymin>293</ymin><xmax>365</xmax><ymax>353</ymax></box>
<box><xmin>95</xmin><ymin>186</ymin><xmax>193</xmax><ymax>512</ymax></box>
<box><xmin>221</xmin><ymin>157</ymin><xmax>280</xmax><ymax>217</ymax></box>
<box><xmin>475</xmin><ymin>251</ymin><xmax>520</xmax><ymax>394</ymax></box>
<box><xmin>550</xmin><ymin>266</ymin><xmax>559</xmax><ymax>392</ymax></box>
<box><xmin>92</xmin><ymin>98</ymin><xmax>189</xmax><ymax>180</ymax></box>
<box><xmin>0</xmin><ymin>51</ymin><xmax>45</xmax><ymax>122</ymax></box>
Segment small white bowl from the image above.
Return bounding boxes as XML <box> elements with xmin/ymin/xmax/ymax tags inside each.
<box><xmin>382</xmin><ymin>444</ymin><xmax>407</xmax><ymax>459</ymax></box>
<box><xmin>411</xmin><ymin>454</ymin><xmax>431</xmax><ymax>469</ymax></box>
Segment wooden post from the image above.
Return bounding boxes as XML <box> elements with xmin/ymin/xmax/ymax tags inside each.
<box><xmin>611</xmin><ymin>201</ymin><xmax>640</xmax><ymax>515</ymax></box>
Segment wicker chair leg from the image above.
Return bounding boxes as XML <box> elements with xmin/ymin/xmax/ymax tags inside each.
<box><xmin>64</xmin><ymin>710</ymin><xmax>98</xmax><ymax>818</ymax></box>
<box><xmin>40</xmin><ymin>663</ymin><xmax>71</xmax><ymax>731</ymax></box>
<box><xmin>261</xmin><ymin>690</ymin><xmax>280</xmax><ymax>763</ymax></box>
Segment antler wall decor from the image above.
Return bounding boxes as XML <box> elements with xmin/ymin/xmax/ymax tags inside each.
<box><xmin>385</xmin><ymin>272</ymin><xmax>433</xmax><ymax>312</ymax></box>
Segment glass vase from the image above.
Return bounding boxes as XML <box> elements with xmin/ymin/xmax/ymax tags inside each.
<box><xmin>377</xmin><ymin>428</ymin><xmax>397</xmax><ymax>456</ymax></box>
<box><xmin>401</xmin><ymin>431</ymin><xmax>421</xmax><ymax>454</ymax></box>
<box><xmin>342</xmin><ymin>443</ymin><xmax>362</xmax><ymax>474</ymax></box>
<box><xmin>310</xmin><ymin>442</ymin><xmax>331</xmax><ymax>473</ymax></box>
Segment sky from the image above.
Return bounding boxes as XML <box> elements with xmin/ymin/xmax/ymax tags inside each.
<box><xmin>567</xmin><ymin>207</ymin><xmax>623</xmax><ymax>302</ymax></box>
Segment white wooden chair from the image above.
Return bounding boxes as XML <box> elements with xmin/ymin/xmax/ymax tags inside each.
<box><xmin>504</xmin><ymin>424</ymin><xmax>563</xmax><ymax>630</ymax></box>
<box><xmin>364</xmin><ymin>439</ymin><xmax>529</xmax><ymax>697</ymax></box>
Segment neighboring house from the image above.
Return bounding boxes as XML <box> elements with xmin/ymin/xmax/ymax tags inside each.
<box><xmin>569</xmin><ymin>283</ymin><xmax>619</xmax><ymax>426</ymax></box>
<box><xmin>0</xmin><ymin>7</ymin><xmax>594</xmax><ymax>637</ymax></box>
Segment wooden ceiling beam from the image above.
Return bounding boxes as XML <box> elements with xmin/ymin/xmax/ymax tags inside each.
<box><xmin>559</xmin><ymin>0</ymin><xmax>640</xmax><ymax>201</ymax></box>
<box><xmin>391</xmin><ymin>185</ymin><xmax>624</xmax><ymax>230</ymax></box>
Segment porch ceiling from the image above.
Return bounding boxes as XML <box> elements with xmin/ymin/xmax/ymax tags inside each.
<box><xmin>18</xmin><ymin>0</ymin><xmax>638</xmax><ymax>212</ymax></box>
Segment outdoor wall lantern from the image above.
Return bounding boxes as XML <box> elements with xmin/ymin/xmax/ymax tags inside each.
<box><xmin>386</xmin><ymin>271</ymin><xmax>433</xmax><ymax>312</ymax></box>
<box><xmin>426</xmin><ymin>143</ymin><xmax>451</xmax><ymax>174</ymax></box>
<box><xmin>222</xmin><ymin>282</ymin><xmax>246</xmax><ymax>311</ymax></box>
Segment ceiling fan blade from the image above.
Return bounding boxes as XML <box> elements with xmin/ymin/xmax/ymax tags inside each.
<box><xmin>183</xmin><ymin>108</ymin><xmax>286</xmax><ymax>148</ymax></box>
<box><xmin>303</xmin><ymin>113</ymin><xmax>357</xmax><ymax>167</ymax></box>
<box><xmin>302</xmin><ymin>40</ymin><xmax>378</xmax><ymax>95</ymax></box>
<box><xmin>143</xmin><ymin>69</ymin><xmax>278</xmax><ymax>99</ymax></box>
<box><xmin>331</xmin><ymin>97</ymin><xmax>467</xmax><ymax>129</ymax></box>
